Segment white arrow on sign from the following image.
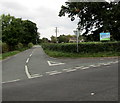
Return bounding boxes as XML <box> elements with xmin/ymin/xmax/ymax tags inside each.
<box><xmin>47</xmin><ymin>61</ymin><xmax>65</xmax><ymax>66</ymax></box>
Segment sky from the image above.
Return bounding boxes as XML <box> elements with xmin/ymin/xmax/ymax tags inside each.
<box><xmin>0</xmin><ymin>0</ymin><xmax>79</xmax><ymax>40</ymax></box>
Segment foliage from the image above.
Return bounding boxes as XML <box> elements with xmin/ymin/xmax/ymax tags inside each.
<box><xmin>42</xmin><ymin>42</ymin><xmax>120</xmax><ymax>53</ymax></box>
<box><xmin>59</xmin><ymin>2</ymin><xmax>120</xmax><ymax>41</ymax></box>
<box><xmin>44</xmin><ymin>50</ymin><xmax>120</xmax><ymax>58</ymax></box>
<box><xmin>1</xmin><ymin>14</ymin><xmax>38</xmax><ymax>50</ymax></box>
<box><xmin>51</xmin><ymin>35</ymin><xmax>57</xmax><ymax>43</ymax></box>
<box><xmin>41</xmin><ymin>38</ymin><xmax>49</xmax><ymax>43</ymax></box>
<box><xmin>28</xmin><ymin>42</ymin><xmax>33</xmax><ymax>48</ymax></box>
<box><xmin>17</xmin><ymin>43</ymin><xmax>23</xmax><ymax>50</ymax></box>
<box><xmin>58</xmin><ymin>34</ymin><xmax>69</xmax><ymax>43</ymax></box>
<box><xmin>2</xmin><ymin>43</ymin><xmax>9</xmax><ymax>53</ymax></box>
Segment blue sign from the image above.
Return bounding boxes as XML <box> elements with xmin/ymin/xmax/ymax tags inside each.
<box><xmin>100</xmin><ymin>32</ymin><xmax>110</xmax><ymax>41</ymax></box>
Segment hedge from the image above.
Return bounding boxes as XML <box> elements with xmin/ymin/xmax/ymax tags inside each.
<box><xmin>42</xmin><ymin>42</ymin><xmax>120</xmax><ymax>53</ymax></box>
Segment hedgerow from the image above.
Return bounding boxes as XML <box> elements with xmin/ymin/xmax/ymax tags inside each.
<box><xmin>42</xmin><ymin>42</ymin><xmax>120</xmax><ymax>53</ymax></box>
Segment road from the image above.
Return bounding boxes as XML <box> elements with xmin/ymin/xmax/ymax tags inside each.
<box><xmin>2</xmin><ymin>45</ymin><xmax>119</xmax><ymax>101</ymax></box>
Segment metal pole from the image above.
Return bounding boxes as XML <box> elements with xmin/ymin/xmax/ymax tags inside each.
<box><xmin>55</xmin><ymin>27</ymin><xmax>58</xmax><ymax>43</ymax></box>
<box><xmin>77</xmin><ymin>30</ymin><xmax>79</xmax><ymax>52</ymax></box>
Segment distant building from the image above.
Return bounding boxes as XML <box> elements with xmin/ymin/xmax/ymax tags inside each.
<box><xmin>69</xmin><ymin>37</ymin><xmax>84</xmax><ymax>43</ymax></box>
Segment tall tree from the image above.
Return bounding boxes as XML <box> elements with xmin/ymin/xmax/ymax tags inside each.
<box><xmin>1</xmin><ymin>14</ymin><xmax>38</xmax><ymax>50</ymax></box>
<box><xmin>59</xmin><ymin>2</ymin><xmax>120</xmax><ymax>41</ymax></box>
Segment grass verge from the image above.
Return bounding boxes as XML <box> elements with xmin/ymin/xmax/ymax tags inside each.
<box><xmin>44</xmin><ymin>50</ymin><xmax>120</xmax><ymax>58</ymax></box>
<box><xmin>0</xmin><ymin>47</ymin><xmax>29</xmax><ymax>60</ymax></box>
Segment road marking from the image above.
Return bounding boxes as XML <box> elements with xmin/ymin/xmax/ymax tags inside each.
<box><xmin>47</xmin><ymin>61</ymin><xmax>65</xmax><ymax>66</ymax></box>
<box><xmin>91</xmin><ymin>92</ymin><xmax>95</xmax><ymax>95</ymax></box>
<box><xmin>46</xmin><ymin>71</ymin><xmax>58</xmax><ymax>74</ymax></box>
<box><xmin>49</xmin><ymin>71</ymin><xmax>62</xmax><ymax>75</ymax></box>
<box><xmin>63</xmin><ymin>69</ymin><xmax>70</xmax><ymax>71</ymax></box>
<box><xmin>103</xmin><ymin>63</ymin><xmax>110</xmax><ymax>65</ymax></box>
<box><xmin>30</xmin><ymin>74</ymin><xmax>43</xmax><ymax>79</ymax></box>
<box><xmin>30</xmin><ymin>54</ymin><xmax>32</xmax><ymax>57</ymax></box>
<box><xmin>2</xmin><ymin>79</ymin><xmax>20</xmax><ymax>84</ymax></box>
<box><xmin>89</xmin><ymin>65</ymin><xmax>97</xmax><ymax>67</ymax></box>
<box><xmin>26</xmin><ymin>58</ymin><xmax>30</xmax><ymax>63</ymax></box>
<box><xmin>81</xmin><ymin>67</ymin><xmax>89</xmax><ymax>70</ymax></box>
<box><xmin>66</xmin><ymin>69</ymin><xmax>77</xmax><ymax>72</ymax></box>
<box><xmin>75</xmin><ymin>66</ymin><xmax>84</xmax><ymax>69</ymax></box>
<box><xmin>99</xmin><ymin>63</ymin><xmax>105</xmax><ymax>65</ymax></box>
<box><xmin>25</xmin><ymin>65</ymin><xmax>32</xmax><ymax>78</ymax></box>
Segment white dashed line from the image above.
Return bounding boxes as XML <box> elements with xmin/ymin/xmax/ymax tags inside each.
<box><xmin>25</xmin><ymin>65</ymin><xmax>32</xmax><ymax>78</ymax></box>
<box><xmin>26</xmin><ymin>58</ymin><xmax>30</xmax><ymax>63</ymax></box>
<box><xmin>2</xmin><ymin>79</ymin><xmax>20</xmax><ymax>84</ymax></box>
<box><xmin>66</xmin><ymin>69</ymin><xmax>77</xmax><ymax>72</ymax></box>
<box><xmin>89</xmin><ymin>65</ymin><xmax>97</xmax><ymax>67</ymax></box>
<box><xmin>81</xmin><ymin>67</ymin><xmax>89</xmax><ymax>70</ymax></box>
<box><xmin>30</xmin><ymin>74</ymin><xmax>43</xmax><ymax>79</ymax></box>
<box><xmin>49</xmin><ymin>71</ymin><xmax>62</xmax><ymax>75</ymax></box>
<box><xmin>91</xmin><ymin>92</ymin><xmax>95</xmax><ymax>95</ymax></box>
<box><xmin>75</xmin><ymin>66</ymin><xmax>84</xmax><ymax>69</ymax></box>
<box><xmin>46</xmin><ymin>71</ymin><xmax>58</xmax><ymax>74</ymax></box>
<box><xmin>30</xmin><ymin>54</ymin><xmax>32</xmax><ymax>57</ymax></box>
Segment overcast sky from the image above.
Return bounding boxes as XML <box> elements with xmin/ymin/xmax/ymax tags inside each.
<box><xmin>0</xmin><ymin>0</ymin><xmax>79</xmax><ymax>39</ymax></box>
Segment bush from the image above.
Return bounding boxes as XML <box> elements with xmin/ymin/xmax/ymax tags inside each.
<box><xmin>42</xmin><ymin>42</ymin><xmax>120</xmax><ymax>53</ymax></box>
<box><xmin>2</xmin><ymin>43</ymin><xmax>9</xmax><ymax>53</ymax></box>
<box><xmin>17</xmin><ymin>43</ymin><xmax>23</xmax><ymax>50</ymax></box>
<box><xmin>28</xmin><ymin>42</ymin><xmax>33</xmax><ymax>48</ymax></box>
<box><xmin>0</xmin><ymin>43</ymin><xmax>2</xmax><ymax>54</ymax></box>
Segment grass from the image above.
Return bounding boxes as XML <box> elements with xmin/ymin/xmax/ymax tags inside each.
<box><xmin>0</xmin><ymin>51</ymin><xmax>20</xmax><ymax>60</ymax></box>
<box><xmin>44</xmin><ymin>50</ymin><xmax>120</xmax><ymax>58</ymax></box>
<box><xmin>0</xmin><ymin>47</ymin><xmax>29</xmax><ymax>60</ymax></box>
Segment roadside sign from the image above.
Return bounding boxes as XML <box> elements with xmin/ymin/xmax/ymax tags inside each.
<box><xmin>100</xmin><ymin>32</ymin><xmax>110</xmax><ymax>41</ymax></box>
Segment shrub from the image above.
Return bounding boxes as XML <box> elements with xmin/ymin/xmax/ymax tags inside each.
<box><xmin>2</xmin><ymin>43</ymin><xmax>9</xmax><ymax>53</ymax></box>
<box><xmin>17</xmin><ymin>43</ymin><xmax>23</xmax><ymax>50</ymax></box>
<box><xmin>28</xmin><ymin>42</ymin><xmax>33</xmax><ymax>48</ymax></box>
<box><xmin>0</xmin><ymin>43</ymin><xmax>2</xmax><ymax>54</ymax></box>
<box><xmin>42</xmin><ymin>42</ymin><xmax>120</xmax><ymax>53</ymax></box>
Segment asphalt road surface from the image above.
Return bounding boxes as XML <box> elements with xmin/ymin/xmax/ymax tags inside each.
<box><xmin>2</xmin><ymin>45</ymin><xmax>119</xmax><ymax>101</ymax></box>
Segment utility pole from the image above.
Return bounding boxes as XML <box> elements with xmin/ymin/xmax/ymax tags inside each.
<box><xmin>55</xmin><ymin>27</ymin><xmax>58</xmax><ymax>43</ymax></box>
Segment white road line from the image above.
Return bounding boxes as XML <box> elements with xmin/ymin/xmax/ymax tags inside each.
<box><xmin>89</xmin><ymin>65</ymin><xmax>97</xmax><ymax>67</ymax></box>
<box><xmin>31</xmin><ymin>74</ymin><xmax>40</xmax><ymax>76</ymax></box>
<box><xmin>46</xmin><ymin>71</ymin><xmax>58</xmax><ymax>74</ymax></box>
<box><xmin>47</xmin><ymin>61</ymin><xmax>65</xmax><ymax>66</ymax></box>
<box><xmin>75</xmin><ymin>66</ymin><xmax>84</xmax><ymax>69</ymax></box>
<box><xmin>81</xmin><ymin>67</ymin><xmax>89</xmax><ymax>70</ymax></box>
<box><xmin>26</xmin><ymin>58</ymin><xmax>30</xmax><ymax>63</ymax></box>
<box><xmin>91</xmin><ymin>92</ymin><xmax>95</xmax><ymax>95</ymax></box>
<box><xmin>2</xmin><ymin>79</ymin><xmax>20</xmax><ymax>84</ymax></box>
<box><xmin>63</xmin><ymin>69</ymin><xmax>70</xmax><ymax>71</ymax></box>
<box><xmin>103</xmin><ymin>63</ymin><xmax>111</xmax><ymax>65</ymax></box>
<box><xmin>99</xmin><ymin>63</ymin><xmax>105</xmax><ymax>65</ymax></box>
<box><xmin>30</xmin><ymin>75</ymin><xmax>43</xmax><ymax>79</ymax></box>
<box><xmin>49</xmin><ymin>72</ymin><xmax>62</xmax><ymax>75</ymax></box>
<box><xmin>30</xmin><ymin>54</ymin><xmax>32</xmax><ymax>57</ymax></box>
<box><xmin>66</xmin><ymin>69</ymin><xmax>77</xmax><ymax>72</ymax></box>
<box><xmin>25</xmin><ymin>65</ymin><xmax>32</xmax><ymax>78</ymax></box>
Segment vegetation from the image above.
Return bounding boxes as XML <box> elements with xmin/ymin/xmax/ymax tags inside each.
<box><xmin>1</xmin><ymin>14</ymin><xmax>39</xmax><ymax>51</ymax></box>
<box><xmin>28</xmin><ymin>42</ymin><xmax>34</xmax><ymax>48</ymax></box>
<box><xmin>42</xmin><ymin>42</ymin><xmax>120</xmax><ymax>55</ymax></box>
<box><xmin>44</xmin><ymin>50</ymin><xmax>120</xmax><ymax>58</ymax></box>
<box><xmin>59</xmin><ymin>2</ymin><xmax>120</xmax><ymax>41</ymax></box>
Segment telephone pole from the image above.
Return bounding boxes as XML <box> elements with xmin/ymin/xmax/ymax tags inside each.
<box><xmin>55</xmin><ymin>27</ymin><xmax>58</xmax><ymax>43</ymax></box>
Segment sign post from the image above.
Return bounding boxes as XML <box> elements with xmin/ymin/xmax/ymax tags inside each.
<box><xmin>100</xmin><ymin>32</ymin><xmax>110</xmax><ymax>41</ymax></box>
<box><xmin>73</xmin><ymin>29</ymin><xmax>79</xmax><ymax>52</ymax></box>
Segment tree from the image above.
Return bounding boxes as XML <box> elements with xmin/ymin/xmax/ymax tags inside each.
<box><xmin>41</xmin><ymin>38</ymin><xmax>49</xmax><ymax>43</ymax></box>
<box><xmin>21</xmin><ymin>20</ymin><xmax>38</xmax><ymax>44</ymax></box>
<box><xmin>59</xmin><ymin>2</ymin><xmax>120</xmax><ymax>41</ymax></box>
<box><xmin>58</xmin><ymin>34</ymin><xmax>69</xmax><ymax>43</ymax></box>
<box><xmin>51</xmin><ymin>35</ymin><xmax>57</xmax><ymax>43</ymax></box>
<box><xmin>1</xmin><ymin>14</ymin><xmax>38</xmax><ymax>50</ymax></box>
